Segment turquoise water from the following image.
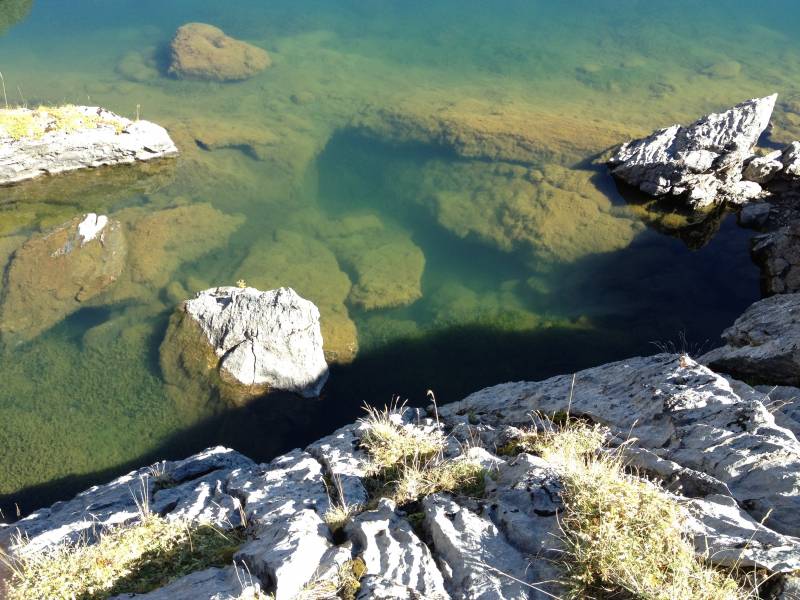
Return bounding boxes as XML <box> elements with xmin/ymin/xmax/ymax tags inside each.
<box><xmin>2</xmin><ymin>0</ymin><xmax>798</xmax><ymax>517</ymax></box>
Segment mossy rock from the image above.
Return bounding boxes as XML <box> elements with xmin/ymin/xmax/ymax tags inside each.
<box><xmin>105</xmin><ymin>203</ymin><xmax>244</xmax><ymax>304</ymax></box>
<box><xmin>324</xmin><ymin>215</ymin><xmax>425</xmax><ymax>311</ymax></box>
<box><xmin>419</xmin><ymin>161</ymin><xmax>643</xmax><ymax>265</ymax></box>
<box><xmin>235</xmin><ymin>230</ymin><xmax>358</xmax><ymax>363</ymax></box>
<box><xmin>0</xmin><ymin>215</ymin><xmax>126</xmax><ymax>346</ymax></box>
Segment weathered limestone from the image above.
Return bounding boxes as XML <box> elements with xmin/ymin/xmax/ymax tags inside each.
<box><xmin>0</xmin><ymin>213</ymin><xmax>126</xmax><ymax>346</ymax></box>
<box><xmin>609</xmin><ymin>95</ymin><xmax>777</xmax><ymax>208</ymax></box>
<box><xmin>701</xmin><ymin>293</ymin><xmax>800</xmax><ymax>386</ymax></box>
<box><xmin>438</xmin><ymin>354</ymin><xmax>800</xmax><ymax>537</ymax></box>
<box><xmin>161</xmin><ymin>286</ymin><xmax>329</xmax><ymax>402</ymax></box>
<box><xmin>0</xmin><ymin>106</ymin><xmax>178</xmax><ymax>185</ymax></box>
<box><xmin>169</xmin><ymin>23</ymin><xmax>271</xmax><ymax>82</ymax></box>
<box><xmin>110</xmin><ymin>566</ymin><xmax>264</xmax><ymax>600</ymax></box>
<box><xmin>346</xmin><ymin>498</ymin><xmax>449</xmax><ymax>598</ymax></box>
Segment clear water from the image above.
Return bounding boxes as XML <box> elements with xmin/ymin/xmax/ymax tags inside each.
<box><xmin>2</xmin><ymin>0</ymin><xmax>798</xmax><ymax>517</ymax></box>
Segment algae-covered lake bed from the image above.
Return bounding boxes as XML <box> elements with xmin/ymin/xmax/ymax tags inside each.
<box><xmin>2</xmin><ymin>0</ymin><xmax>799</xmax><ymax>517</ymax></box>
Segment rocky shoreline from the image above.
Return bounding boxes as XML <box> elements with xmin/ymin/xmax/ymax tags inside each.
<box><xmin>3</xmin><ymin>96</ymin><xmax>800</xmax><ymax>598</ymax></box>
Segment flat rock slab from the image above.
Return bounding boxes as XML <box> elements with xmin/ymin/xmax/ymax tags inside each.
<box><xmin>701</xmin><ymin>293</ymin><xmax>800</xmax><ymax>386</ymax></box>
<box><xmin>0</xmin><ymin>106</ymin><xmax>178</xmax><ymax>185</ymax></box>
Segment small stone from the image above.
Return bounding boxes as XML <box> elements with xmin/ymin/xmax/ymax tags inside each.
<box><xmin>742</xmin><ymin>153</ymin><xmax>784</xmax><ymax>184</ymax></box>
<box><xmin>739</xmin><ymin>202</ymin><xmax>771</xmax><ymax>228</ymax></box>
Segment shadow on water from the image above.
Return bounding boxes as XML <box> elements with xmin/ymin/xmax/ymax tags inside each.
<box><xmin>0</xmin><ymin>317</ymin><xmax>640</xmax><ymax>522</ymax></box>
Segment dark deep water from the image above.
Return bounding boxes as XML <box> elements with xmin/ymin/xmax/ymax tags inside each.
<box><xmin>3</xmin><ymin>0</ymin><xmax>798</xmax><ymax>518</ymax></box>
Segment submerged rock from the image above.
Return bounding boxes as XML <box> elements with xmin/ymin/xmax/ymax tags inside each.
<box><xmin>0</xmin><ymin>213</ymin><xmax>126</xmax><ymax>346</ymax></box>
<box><xmin>324</xmin><ymin>215</ymin><xmax>425</xmax><ymax>310</ymax></box>
<box><xmin>160</xmin><ymin>286</ymin><xmax>328</xmax><ymax>402</ymax></box>
<box><xmin>169</xmin><ymin>23</ymin><xmax>271</xmax><ymax>82</ymax></box>
<box><xmin>608</xmin><ymin>95</ymin><xmax>777</xmax><ymax>209</ymax></box>
<box><xmin>0</xmin><ymin>0</ymin><xmax>32</xmax><ymax>36</ymax></box>
<box><xmin>0</xmin><ymin>106</ymin><xmax>178</xmax><ymax>186</ymax></box>
<box><xmin>418</xmin><ymin>160</ymin><xmax>642</xmax><ymax>265</ymax></box>
<box><xmin>701</xmin><ymin>293</ymin><xmax>800</xmax><ymax>386</ymax></box>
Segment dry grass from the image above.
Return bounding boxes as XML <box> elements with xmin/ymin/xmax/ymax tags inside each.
<box><xmin>1</xmin><ymin>514</ymin><xmax>245</xmax><ymax>600</ymax></box>
<box><xmin>296</xmin><ymin>557</ymin><xmax>366</xmax><ymax>600</ymax></box>
<box><xmin>523</xmin><ymin>416</ymin><xmax>748</xmax><ymax>600</ymax></box>
<box><xmin>0</xmin><ymin>105</ymin><xmax>126</xmax><ymax>141</ymax></box>
<box><xmin>359</xmin><ymin>403</ymin><xmax>484</xmax><ymax>505</ymax></box>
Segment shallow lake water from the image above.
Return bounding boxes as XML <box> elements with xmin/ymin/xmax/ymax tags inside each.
<box><xmin>1</xmin><ymin>0</ymin><xmax>799</xmax><ymax>517</ymax></box>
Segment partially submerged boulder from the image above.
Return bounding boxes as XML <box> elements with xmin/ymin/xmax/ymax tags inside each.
<box><xmin>608</xmin><ymin>95</ymin><xmax>777</xmax><ymax>209</ymax></box>
<box><xmin>160</xmin><ymin>286</ymin><xmax>329</xmax><ymax>402</ymax></box>
<box><xmin>0</xmin><ymin>213</ymin><xmax>126</xmax><ymax>346</ymax></box>
<box><xmin>0</xmin><ymin>106</ymin><xmax>178</xmax><ymax>186</ymax></box>
<box><xmin>168</xmin><ymin>23</ymin><xmax>271</xmax><ymax>82</ymax></box>
<box><xmin>701</xmin><ymin>293</ymin><xmax>800</xmax><ymax>386</ymax></box>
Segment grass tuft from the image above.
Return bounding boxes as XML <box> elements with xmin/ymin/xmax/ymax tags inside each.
<box><xmin>359</xmin><ymin>403</ymin><xmax>484</xmax><ymax>506</ymax></box>
<box><xmin>1</xmin><ymin>514</ymin><xmax>246</xmax><ymax>600</ymax></box>
<box><xmin>526</xmin><ymin>415</ymin><xmax>748</xmax><ymax>600</ymax></box>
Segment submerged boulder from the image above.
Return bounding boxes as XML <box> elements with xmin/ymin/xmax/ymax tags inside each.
<box><xmin>168</xmin><ymin>23</ymin><xmax>271</xmax><ymax>82</ymax></box>
<box><xmin>701</xmin><ymin>293</ymin><xmax>800</xmax><ymax>386</ymax></box>
<box><xmin>0</xmin><ymin>213</ymin><xmax>126</xmax><ymax>346</ymax></box>
<box><xmin>0</xmin><ymin>106</ymin><xmax>178</xmax><ymax>186</ymax></box>
<box><xmin>608</xmin><ymin>95</ymin><xmax>777</xmax><ymax>209</ymax></box>
<box><xmin>161</xmin><ymin>286</ymin><xmax>328</xmax><ymax>402</ymax></box>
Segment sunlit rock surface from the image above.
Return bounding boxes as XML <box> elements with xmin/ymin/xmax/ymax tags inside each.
<box><xmin>701</xmin><ymin>293</ymin><xmax>800</xmax><ymax>386</ymax></box>
<box><xmin>161</xmin><ymin>286</ymin><xmax>329</xmax><ymax>403</ymax></box>
<box><xmin>609</xmin><ymin>95</ymin><xmax>777</xmax><ymax>208</ymax></box>
<box><xmin>169</xmin><ymin>23</ymin><xmax>271</xmax><ymax>82</ymax></box>
<box><xmin>0</xmin><ymin>214</ymin><xmax>126</xmax><ymax>346</ymax></box>
<box><xmin>7</xmin><ymin>355</ymin><xmax>800</xmax><ymax>599</ymax></box>
<box><xmin>0</xmin><ymin>106</ymin><xmax>178</xmax><ymax>185</ymax></box>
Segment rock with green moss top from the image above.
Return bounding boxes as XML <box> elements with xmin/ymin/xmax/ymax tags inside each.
<box><xmin>324</xmin><ymin>215</ymin><xmax>425</xmax><ymax>310</ymax></box>
<box><xmin>0</xmin><ymin>214</ymin><xmax>126</xmax><ymax>346</ymax></box>
<box><xmin>419</xmin><ymin>161</ymin><xmax>642</xmax><ymax>265</ymax></box>
<box><xmin>0</xmin><ymin>106</ymin><xmax>178</xmax><ymax>185</ymax></box>
<box><xmin>235</xmin><ymin>230</ymin><xmax>358</xmax><ymax>364</ymax></box>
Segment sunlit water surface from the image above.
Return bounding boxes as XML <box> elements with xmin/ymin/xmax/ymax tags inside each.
<box><xmin>2</xmin><ymin>0</ymin><xmax>799</xmax><ymax>516</ymax></box>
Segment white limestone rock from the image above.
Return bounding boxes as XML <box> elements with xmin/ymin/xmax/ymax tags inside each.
<box><xmin>684</xmin><ymin>494</ymin><xmax>800</xmax><ymax>573</ymax></box>
<box><xmin>306</xmin><ymin>421</ymin><xmax>372</xmax><ymax>508</ymax></box>
<box><xmin>782</xmin><ymin>141</ymin><xmax>800</xmax><ymax>178</ymax></box>
<box><xmin>0</xmin><ymin>106</ymin><xmax>178</xmax><ymax>185</ymax></box>
<box><xmin>0</xmin><ymin>447</ymin><xmax>254</xmax><ymax>555</ymax></box>
<box><xmin>345</xmin><ymin>498</ymin><xmax>449</xmax><ymax>599</ymax></box>
<box><xmin>438</xmin><ymin>354</ymin><xmax>800</xmax><ymax>537</ymax></box>
<box><xmin>701</xmin><ymin>293</ymin><xmax>800</xmax><ymax>386</ymax></box>
<box><xmin>608</xmin><ymin>95</ymin><xmax>777</xmax><ymax>208</ymax></box>
<box><xmin>422</xmin><ymin>494</ymin><xmax>535</xmax><ymax>600</ymax></box>
<box><xmin>183</xmin><ymin>286</ymin><xmax>329</xmax><ymax>398</ymax></box>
